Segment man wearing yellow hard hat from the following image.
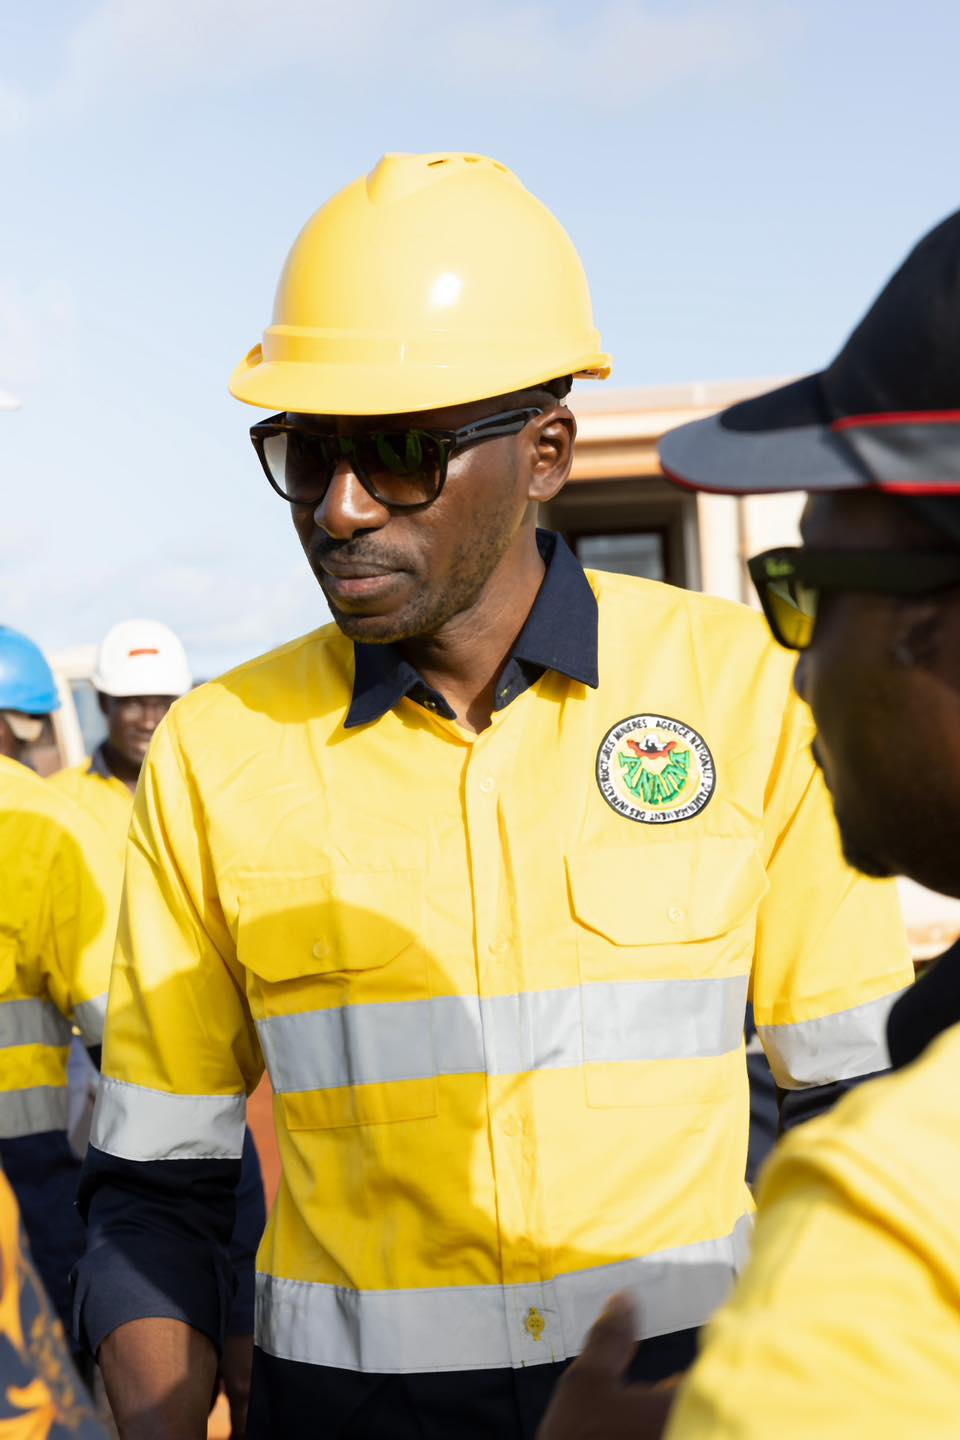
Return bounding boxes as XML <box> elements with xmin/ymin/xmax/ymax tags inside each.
<box><xmin>75</xmin><ymin>154</ymin><xmax>911</xmax><ymax>1439</ymax></box>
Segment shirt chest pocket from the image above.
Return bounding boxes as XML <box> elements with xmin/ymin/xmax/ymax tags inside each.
<box><xmin>566</xmin><ymin>839</ymin><xmax>767</xmax><ymax>1108</ymax></box>
<box><xmin>235</xmin><ymin>869</ymin><xmax>435</xmax><ymax>1129</ymax></box>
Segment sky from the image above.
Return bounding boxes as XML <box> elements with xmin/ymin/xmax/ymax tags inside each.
<box><xmin>2</xmin><ymin>0</ymin><xmax>960</xmax><ymax>676</ymax></box>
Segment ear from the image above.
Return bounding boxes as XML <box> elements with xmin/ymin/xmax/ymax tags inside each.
<box><xmin>97</xmin><ymin>692</ymin><xmax>111</xmax><ymax>718</ymax></box>
<box><xmin>525</xmin><ymin>407</ymin><xmax>576</xmax><ymax>504</ymax></box>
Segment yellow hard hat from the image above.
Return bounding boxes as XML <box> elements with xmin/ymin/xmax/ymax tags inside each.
<box><xmin>230</xmin><ymin>152</ymin><xmax>611</xmax><ymax>416</ymax></box>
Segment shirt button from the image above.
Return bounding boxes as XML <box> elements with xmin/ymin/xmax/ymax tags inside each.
<box><xmin>488</xmin><ymin>937</ymin><xmax>511</xmax><ymax>956</ymax></box>
<box><xmin>524</xmin><ymin>1307</ymin><xmax>546</xmax><ymax>1341</ymax></box>
<box><xmin>422</xmin><ymin>698</ymin><xmax>438</xmax><ymax>712</ymax></box>
<box><xmin>312</xmin><ymin>941</ymin><xmax>328</xmax><ymax>961</ymax></box>
<box><xmin>479</xmin><ymin>776</ymin><xmax>495</xmax><ymax>794</ymax></box>
<box><xmin>667</xmin><ymin>906</ymin><xmax>685</xmax><ymax>924</ymax></box>
<box><xmin>501</xmin><ymin>1115</ymin><xmax>519</xmax><ymax>1137</ymax></box>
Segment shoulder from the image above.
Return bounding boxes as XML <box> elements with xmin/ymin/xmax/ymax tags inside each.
<box><xmin>588</xmin><ymin>571</ymin><xmax>799</xmax><ymax>737</ymax></box>
<box><xmin>592</xmin><ymin>567</ymin><xmax>782</xmax><ymax>648</ymax></box>
<box><xmin>1</xmin><ymin>754</ymin><xmax>75</xmax><ymax>823</ymax></box>
<box><xmin>163</xmin><ymin>625</ymin><xmax>350</xmax><ymax>738</ymax></box>
<box><xmin>0</xmin><ymin>757</ymin><xmax>104</xmax><ymax>865</ymax></box>
<box><xmin>47</xmin><ymin>762</ymin><xmax>95</xmax><ymax>801</ymax></box>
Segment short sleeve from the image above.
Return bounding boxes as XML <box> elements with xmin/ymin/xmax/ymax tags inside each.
<box><xmin>666</xmin><ymin>1071</ymin><xmax>960</xmax><ymax>1439</ymax></box>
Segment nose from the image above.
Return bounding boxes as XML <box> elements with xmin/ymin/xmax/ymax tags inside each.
<box><xmin>141</xmin><ymin>699</ymin><xmax>171</xmax><ymax>729</ymax></box>
<box><xmin>313</xmin><ymin>459</ymin><xmax>390</xmax><ymax>540</ymax></box>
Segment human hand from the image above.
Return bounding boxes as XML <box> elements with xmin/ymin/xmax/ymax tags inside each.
<box><xmin>219</xmin><ymin>1334</ymin><xmax>254</xmax><ymax>1439</ymax></box>
<box><xmin>536</xmin><ymin>1294</ymin><xmax>678</xmax><ymax>1440</ymax></box>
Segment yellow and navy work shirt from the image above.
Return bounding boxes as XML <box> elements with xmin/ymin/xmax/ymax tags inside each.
<box><xmin>76</xmin><ymin>535</ymin><xmax>911</xmax><ymax>1394</ymax></box>
<box><xmin>0</xmin><ymin>756</ymin><xmax>115</xmax><ymax>1341</ymax></box>
<box><xmin>666</xmin><ymin>1001</ymin><xmax>960</xmax><ymax>1440</ymax></box>
<box><xmin>50</xmin><ymin>746</ymin><xmax>134</xmax><ymax>869</ymax></box>
<box><xmin>0</xmin><ymin>756</ymin><xmax>113</xmax><ymax>1134</ymax></box>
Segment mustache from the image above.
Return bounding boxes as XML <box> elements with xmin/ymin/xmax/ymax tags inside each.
<box><xmin>310</xmin><ymin>538</ymin><xmax>408</xmax><ymax>569</ymax></box>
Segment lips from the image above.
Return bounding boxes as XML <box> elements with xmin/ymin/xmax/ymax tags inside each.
<box><xmin>321</xmin><ymin>561</ymin><xmax>393</xmax><ymax>580</ymax></box>
<box><xmin>318</xmin><ymin>562</ymin><xmax>402</xmax><ymax>607</ymax></box>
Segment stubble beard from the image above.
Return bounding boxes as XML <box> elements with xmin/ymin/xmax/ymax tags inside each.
<box><xmin>325</xmin><ymin>520</ymin><xmax>518</xmax><ymax>646</ymax></box>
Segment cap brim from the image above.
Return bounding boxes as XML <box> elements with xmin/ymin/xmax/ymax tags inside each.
<box><xmin>2</xmin><ymin>711</ymin><xmax>47</xmax><ymax>740</ymax></box>
<box><xmin>658</xmin><ymin>374</ymin><xmax>870</xmax><ymax>496</ymax></box>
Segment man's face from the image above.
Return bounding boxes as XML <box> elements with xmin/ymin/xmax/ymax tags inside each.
<box><xmin>0</xmin><ymin>715</ymin><xmax>21</xmax><ymax>761</ymax></box>
<box><xmin>100</xmin><ymin>694</ymin><xmax>176</xmax><ymax>767</ymax></box>
<box><xmin>794</xmin><ymin>491</ymin><xmax>960</xmax><ymax>896</ymax></box>
<box><xmin>286</xmin><ymin>396</ymin><xmax>571</xmax><ymax>644</ymax></box>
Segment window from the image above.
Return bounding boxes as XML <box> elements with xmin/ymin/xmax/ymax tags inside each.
<box><xmin>574</xmin><ymin>531</ymin><xmax>667</xmax><ymax>582</ymax></box>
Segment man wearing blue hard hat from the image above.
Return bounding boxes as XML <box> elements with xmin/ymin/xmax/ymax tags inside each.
<box><xmin>0</xmin><ymin>625</ymin><xmax>115</xmax><ymax>1369</ymax></box>
<box><xmin>0</xmin><ymin>624</ymin><xmax>61</xmax><ymax>762</ymax></box>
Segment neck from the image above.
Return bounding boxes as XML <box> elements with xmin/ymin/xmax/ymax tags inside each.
<box><xmin>102</xmin><ymin>741</ymin><xmax>142</xmax><ymax>794</ymax></box>
<box><xmin>399</xmin><ymin>530</ymin><xmax>546</xmax><ymax>733</ymax></box>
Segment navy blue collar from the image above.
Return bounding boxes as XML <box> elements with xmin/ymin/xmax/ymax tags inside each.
<box><xmin>88</xmin><ymin>742</ymin><xmax>114</xmax><ymax>780</ymax></box>
<box><xmin>345</xmin><ymin>530</ymin><xmax>599</xmax><ymax>729</ymax></box>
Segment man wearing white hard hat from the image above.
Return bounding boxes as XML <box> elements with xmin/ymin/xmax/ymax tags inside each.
<box><xmin>53</xmin><ymin>621</ymin><xmax>267</xmax><ymax>1438</ymax></box>
<box><xmin>52</xmin><ymin>621</ymin><xmax>192</xmax><ymax>854</ymax></box>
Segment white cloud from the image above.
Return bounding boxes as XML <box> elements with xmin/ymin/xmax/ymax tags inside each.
<box><xmin>2</xmin><ymin>0</ymin><xmax>795</xmax><ymax>130</ymax></box>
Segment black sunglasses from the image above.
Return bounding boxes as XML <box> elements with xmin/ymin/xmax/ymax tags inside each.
<box><xmin>748</xmin><ymin>546</ymin><xmax>960</xmax><ymax>651</ymax></box>
<box><xmin>250</xmin><ymin>407</ymin><xmax>545</xmax><ymax>512</ymax></box>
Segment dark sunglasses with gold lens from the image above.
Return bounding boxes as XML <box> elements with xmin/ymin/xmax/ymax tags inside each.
<box><xmin>748</xmin><ymin>546</ymin><xmax>960</xmax><ymax>651</ymax></box>
<box><xmin>250</xmin><ymin>408</ymin><xmax>544</xmax><ymax>513</ymax></box>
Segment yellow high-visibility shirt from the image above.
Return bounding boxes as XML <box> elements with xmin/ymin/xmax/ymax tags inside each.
<box><xmin>0</xmin><ymin>756</ymin><xmax>114</xmax><ymax>1136</ymax></box>
<box><xmin>93</xmin><ymin>566</ymin><xmax>912</xmax><ymax>1374</ymax></box>
<box><xmin>667</xmin><ymin>1020</ymin><xmax>960</xmax><ymax>1439</ymax></box>
<box><xmin>50</xmin><ymin>755</ymin><xmax>133</xmax><ymax>868</ymax></box>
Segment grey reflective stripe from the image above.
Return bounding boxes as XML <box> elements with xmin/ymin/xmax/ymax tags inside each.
<box><xmin>91</xmin><ymin>1076</ymin><xmax>246</xmax><ymax>1161</ymax></box>
<box><xmin>257</xmin><ymin>976</ymin><xmax>748</xmax><ymax>1095</ymax></box>
<box><xmin>0</xmin><ymin>1085</ymin><xmax>69</xmax><ymax>1138</ymax></box>
<box><xmin>256</xmin><ymin>1213</ymin><xmax>754</xmax><ymax>1372</ymax></box>
<box><xmin>73</xmin><ymin>993</ymin><xmax>108</xmax><ymax>1048</ymax></box>
<box><xmin>758</xmin><ymin>989</ymin><xmax>905</xmax><ymax>1089</ymax></box>
<box><xmin>0</xmin><ymin>999</ymin><xmax>71</xmax><ymax>1051</ymax></box>
<box><xmin>582</xmin><ymin>976</ymin><xmax>747</xmax><ymax>1065</ymax></box>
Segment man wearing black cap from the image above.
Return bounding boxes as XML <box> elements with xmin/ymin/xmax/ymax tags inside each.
<box><xmin>538</xmin><ymin>210</ymin><xmax>960</xmax><ymax>1438</ymax></box>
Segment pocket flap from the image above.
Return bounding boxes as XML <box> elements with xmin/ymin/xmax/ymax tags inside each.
<box><xmin>236</xmin><ymin>869</ymin><xmax>423</xmax><ymax>983</ymax></box>
<box><xmin>567</xmin><ymin>839</ymin><xmax>768</xmax><ymax>945</ymax></box>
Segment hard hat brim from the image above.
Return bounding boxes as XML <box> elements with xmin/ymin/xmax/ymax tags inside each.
<box><xmin>659</xmin><ymin>373</ymin><xmax>864</xmax><ymax>497</ymax></box>
<box><xmin>230</xmin><ymin>351</ymin><xmax>612</xmax><ymax>417</ymax></box>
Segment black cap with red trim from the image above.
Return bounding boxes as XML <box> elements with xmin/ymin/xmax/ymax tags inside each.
<box><xmin>658</xmin><ymin>209</ymin><xmax>960</xmax><ymax>543</ymax></box>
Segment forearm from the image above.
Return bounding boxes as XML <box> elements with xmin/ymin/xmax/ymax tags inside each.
<box><xmin>99</xmin><ymin>1318</ymin><xmax>217</xmax><ymax>1440</ymax></box>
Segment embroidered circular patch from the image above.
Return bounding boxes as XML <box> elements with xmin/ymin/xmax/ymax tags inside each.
<box><xmin>596</xmin><ymin>714</ymin><xmax>716</xmax><ymax>824</ymax></box>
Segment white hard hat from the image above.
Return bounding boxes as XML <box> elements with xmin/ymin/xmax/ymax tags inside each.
<box><xmin>93</xmin><ymin>620</ymin><xmax>192</xmax><ymax>699</ymax></box>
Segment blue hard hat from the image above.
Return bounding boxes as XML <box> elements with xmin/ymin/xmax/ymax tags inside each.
<box><xmin>0</xmin><ymin>626</ymin><xmax>60</xmax><ymax>714</ymax></box>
